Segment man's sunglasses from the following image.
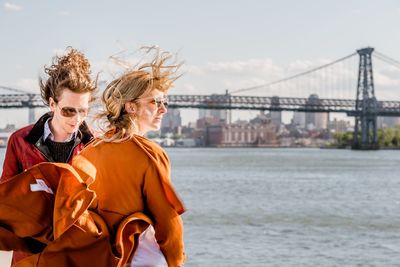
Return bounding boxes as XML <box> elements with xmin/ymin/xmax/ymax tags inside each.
<box><xmin>57</xmin><ymin>105</ymin><xmax>89</xmax><ymax>118</ymax></box>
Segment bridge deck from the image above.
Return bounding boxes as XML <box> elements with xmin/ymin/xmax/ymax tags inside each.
<box><xmin>1</xmin><ymin>94</ymin><xmax>400</xmax><ymax>116</ymax></box>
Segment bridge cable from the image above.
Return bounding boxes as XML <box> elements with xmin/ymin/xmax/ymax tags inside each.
<box><xmin>230</xmin><ymin>52</ymin><xmax>357</xmax><ymax>95</ymax></box>
<box><xmin>0</xmin><ymin>86</ymin><xmax>33</xmax><ymax>94</ymax></box>
<box><xmin>373</xmin><ymin>51</ymin><xmax>400</xmax><ymax>69</ymax></box>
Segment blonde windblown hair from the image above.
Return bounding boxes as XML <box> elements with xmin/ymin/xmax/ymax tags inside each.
<box><xmin>98</xmin><ymin>47</ymin><xmax>181</xmax><ymax>143</ymax></box>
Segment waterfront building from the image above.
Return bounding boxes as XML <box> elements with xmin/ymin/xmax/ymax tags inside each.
<box><xmin>328</xmin><ymin>118</ymin><xmax>352</xmax><ymax>133</ymax></box>
<box><xmin>205</xmin><ymin>121</ymin><xmax>278</xmax><ymax>147</ymax></box>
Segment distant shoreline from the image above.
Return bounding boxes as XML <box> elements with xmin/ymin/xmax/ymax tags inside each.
<box><xmin>165</xmin><ymin>145</ymin><xmax>400</xmax><ymax>150</ymax></box>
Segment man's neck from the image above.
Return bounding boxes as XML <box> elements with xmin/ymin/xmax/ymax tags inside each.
<box><xmin>48</xmin><ymin>119</ymin><xmax>74</xmax><ymax>142</ymax></box>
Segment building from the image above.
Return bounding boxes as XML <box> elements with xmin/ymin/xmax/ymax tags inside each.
<box><xmin>292</xmin><ymin>112</ymin><xmax>306</xmax><ymax>128</ymax></box>
<box><xmin>270</xmin><ymin>111</ymin><xmax>282</xmax><ymax>126</ymax></box>
<box><xmin>305</xmin><ymin>112</ymin><xmax>328</xmax><ymax>130</ymax></box>
<box><xmin>199</xmin><ymin>108</ymin><xmax>228</xmax><ymax>124</ymax></box>
<box><xmin>204</xmin><ymin>121</ymin><xmax>278</xmax><ymax>147</ymax></box>
<box><xmin>161</xmin><ymin>108</ymin><xmax>182</xmax><ymax>135</ymax></box>
<box><xmin>304</xmin><ymin>94</ymin><xmax>328</xmax><ymax>130</ymax></box>
<box><xmin>328</xmin><ymin>118</ymin><xmax>352</xmax><ymax>133</ymax></box>
<box><xmin>377</xmin><ymin>117</ymin><xmax>400</xmax><ymax>128</ymax></box>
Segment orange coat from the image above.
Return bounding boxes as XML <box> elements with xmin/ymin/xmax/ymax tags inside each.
<box><xmin>0</xmin><ymin>161</ymin><xmax>164</xmax><ymax>267</ymax></box>
<box><xmin>0</xmin><ymin>162</ymin><xmax>118</xmax><ymax>266</ymax></box>
<box><xmin>72</xmin><ymin>135</ymin><xmax>186</xmax><ymax>267</ymax></box>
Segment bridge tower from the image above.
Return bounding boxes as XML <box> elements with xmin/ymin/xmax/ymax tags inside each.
<box><xmin>27</xmin><ymin>94</ymin><xmax>38</xmax><ymax>123</ymax></box>
<box><xmin>352</xmin><ymin>47</ymin><xmax>379</xmax><ymax>149</ymax></box>
<box><xmin>28</xmin><ymin>107</ymin><xmax>36</xmax><ymax>124</ymax></box>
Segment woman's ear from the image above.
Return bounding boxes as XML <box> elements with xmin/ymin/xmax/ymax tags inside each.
<box><xmin>124</xmin><ymin>102</ymin><xmax>136</xmax><ymax>114</ymax></box>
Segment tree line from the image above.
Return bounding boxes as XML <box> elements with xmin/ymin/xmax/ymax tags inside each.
<box><xmin>334</xmin><ymin>127</ymin><xmax>400</xmax><ymax>148</ymax></box>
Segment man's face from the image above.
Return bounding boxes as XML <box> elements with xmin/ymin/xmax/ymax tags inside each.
<box><xmin>49</xmin><ymin>88</ymin><xmax>91</xmax><ymax>138</ymax></box>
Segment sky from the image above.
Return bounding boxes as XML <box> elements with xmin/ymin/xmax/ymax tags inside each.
<box><xmin>1</xmin><ymin>0</ymin><xmax>400</xmax><ymax>128</ymax></box>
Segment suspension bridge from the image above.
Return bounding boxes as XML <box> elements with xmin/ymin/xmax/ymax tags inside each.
<box><xmin>1</xmin><ymin>47</ymin><xmax>400</xmax><ymax>149</ymax></box>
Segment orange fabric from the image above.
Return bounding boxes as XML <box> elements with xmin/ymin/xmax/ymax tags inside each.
<box><xmin>115</xmin><ymin>212</ymin><xmax>152</xmax><ymax>267</ymax></box>
<box><xmin>72</xmin><ymin>134</ymin><xmax>186</xmax><ymax>266</ymax></box>
<box><xmin>131</xmin><ymin>136</ymin><xmax>185</xmax><ymax>215</ymax></box>
<box><xmin>0</xmin><ymin>163</ymin><xmax>116</xmax><ymax>266</ymax></box>
<box><xmin>0</xmin><ymin>115</ymin><xmax>93</xmax><ymax>265</ymax></box>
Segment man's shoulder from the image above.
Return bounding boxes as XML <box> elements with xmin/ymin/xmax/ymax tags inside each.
<box><xmin>9</xmin><ymin>124</ymin><xmax>35</xmax><ymax>140</ymax></box>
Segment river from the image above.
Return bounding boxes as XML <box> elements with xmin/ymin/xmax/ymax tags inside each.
<box><xmin>1</xmin><ymin>148</ymin><xmax>400</xmax><ymax>266</ymax></box>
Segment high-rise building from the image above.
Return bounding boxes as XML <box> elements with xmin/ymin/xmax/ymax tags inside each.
<box><xmin>305</xmin><ymin>94</ymin><xmax>328</xmax><ymax>130</ymax></box>
<box><xmin>305</xmin><ymin>112</ymin><xmax>328</xmax><ymax>130</ymax></box>
<box><xmin>161</xmin><ymin>108</ymin><xmax>182</xmax><ymax>134</ymax></box>
<box><xmin>292</xmin><ymin>112</ymin><xmax>306</xmax><ymax>128</ymax></box>
<box><xmin>199</xmin><ymin>109</ymin><xmax>228</xmax><ymax>123</ymax></box>
<box><xmin>270</xmin><ymin>111</ymin><xmax>282</xmax><ymax>126</ymax></box>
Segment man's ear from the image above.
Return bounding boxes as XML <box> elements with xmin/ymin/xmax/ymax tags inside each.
<box><xmin>124</xmin><ymin>102</ymin><xmax>136</xmax><ymax>114</ymax></box>
<box><xmin>49</xmin><ymin>97</ymin><xmax>56</xmax><ymax>112</ymax></box>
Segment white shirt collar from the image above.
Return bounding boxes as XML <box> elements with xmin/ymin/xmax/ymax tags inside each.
<box><xmin>43</xmin><ymin>118</ymin><xmax>77</xmax><ymax>142</ymax></box>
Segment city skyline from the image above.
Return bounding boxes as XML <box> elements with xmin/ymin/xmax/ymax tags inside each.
<box><xmin>1</xmin><ymin>0</ymin><xmax>400</xmax><ymax>127</ymax></box>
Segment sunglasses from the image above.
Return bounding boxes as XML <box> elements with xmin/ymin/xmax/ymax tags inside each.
<box><xmin>151</xmin><ymin>96</ymin><xmax>169</xmax><ymax>109</ymax></box>
<box><xmin>136</xmin><ymin>96</ymin><xmax>169</xmax><ymax>109</ymax></box>
<box><xmin>57</xmin><ymin>105</ymin><xmax>89</xmax><ymax>118</ymax></box>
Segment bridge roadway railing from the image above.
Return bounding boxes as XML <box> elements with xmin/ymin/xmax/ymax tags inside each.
<box><xmin>1</xmin><ymin>93</ymin><xmax>400</xmax><ymax>116</ymax></box>
<box><xmin>0</xmin><ymin>94</ymin><xmax>44</xmax><ymax>108</ymax></box>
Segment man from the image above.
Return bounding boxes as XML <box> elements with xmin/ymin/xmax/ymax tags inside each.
<box><xmin>1</xmin><ymin>47</ymin><xmax>96</xmax><ymax>264</ymax></box>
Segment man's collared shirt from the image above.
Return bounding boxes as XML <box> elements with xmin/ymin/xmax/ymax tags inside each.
<box><xmin>43</xmin><ymin>118</ymin><xmax>77</xmax><ymax>142</ymax></box>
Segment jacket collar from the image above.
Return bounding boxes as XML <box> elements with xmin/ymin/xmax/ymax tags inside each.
<box><xmin>25</xmin><ymin>112</ymin><xmax>93</xmax><ymax>145</ymax></box>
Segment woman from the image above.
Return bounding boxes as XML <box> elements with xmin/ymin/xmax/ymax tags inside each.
<box><xmin>72</xmin><ymin>49</ymin><xmax>186</xmax><ymax>267</ymax></box>
<box><xmin>1</xmin><ymin>47</ymin><xmax>96</xmax><ymax>264</ymax></box>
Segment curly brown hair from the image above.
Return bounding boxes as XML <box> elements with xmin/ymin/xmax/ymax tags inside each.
<box><xmin>39</xmin><ymin>47</ymin><xmax>97</xmax><ymax>105</ymax></box>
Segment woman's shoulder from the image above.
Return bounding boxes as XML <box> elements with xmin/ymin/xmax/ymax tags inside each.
<box><xmin>132</xmin><ymin>135</ymin><xmax>165</xmax><ymax>153</ymax></box>
<box><xmin>131</xmin><ymin>135</ymin><xmax>169</xmax><ymax>163</ymax></box>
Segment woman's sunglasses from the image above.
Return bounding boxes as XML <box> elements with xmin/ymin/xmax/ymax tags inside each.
<box><xmin>57</xmin><ymin>105</ymin><xmax>89</xmax><ymax>118</ymax></box>
<box><xmin>151</xmin><ymin>96</ymin><xmax>169</xmax><ymax>109</ymax></box>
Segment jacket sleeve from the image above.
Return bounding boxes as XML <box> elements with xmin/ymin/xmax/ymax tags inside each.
<box><xmin>143</xmin><ymin>162</ymin><xmax>185</xmax><ymax>267</ymax></box>
<box><xmin>1</xmin><ymin>133</ymin><xmax>21</xmax><ymax>180</ymax></box>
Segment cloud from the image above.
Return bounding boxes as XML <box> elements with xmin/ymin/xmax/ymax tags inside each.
<box><xmin>177</xmin><ymin>83</ymin><xmax>197</xmax><ymax>94</ymax></box>
<box><xmin>52</xmin><ymin>48</ymin><xmax>66</xmax><ymax>56</ymax></box>
<box><xmin>4</xmin><ymin>2</ymin><xmax>22</xmax><ymax>11</ymax></box>
<box><xmin>178</xmin><ymin>57</ymin><xmax>335</xmax><ymax>96</ymax></box>
<box><xmin>206</xmin><ymin>58</ymin><xmax>282</xmax><ymax>77</ymax></box>
<box><xmin>58</xmin><ymin>11</ymin><xmax>70</xmax><ymax>16</ymax></box>
<box><xmin>374</xmin><ymin>72</ymin><xmax>400</xmax><ymax>87</ymax></box>
<box><xmin>15</xmin><ymin>79</ymin><xmax>39</xmax><ymax>92</ymax></box>
<box><xmin>90</xmin><ymin>55</ymin><xmax>400</xmax><ymax>101</ymax></box>
<box><xmin>175</xmin><ymin>56</ymin><xmax>366</xmax><ymax>99</ymax></box>
<box><xmin>287</xmin><ymin>58</ymin><xmax>329</xmax><ymax>72</ymax></box>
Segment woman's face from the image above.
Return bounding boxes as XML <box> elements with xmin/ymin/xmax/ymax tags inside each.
<box><xmin>134</xmin><ymin>89</ymin><xmax>168</xmax><ymax>135</ymax></box>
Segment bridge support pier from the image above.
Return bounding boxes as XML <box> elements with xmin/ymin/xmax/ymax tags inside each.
<box><xmin>28</xmin><ymin>107</ymin><xmax>36</xmax><ymax>124</ymax></box>
<box><xmin>352</xmin><ymin>47</ymin><xmax>379</xmax><ymax>150</ymax></box>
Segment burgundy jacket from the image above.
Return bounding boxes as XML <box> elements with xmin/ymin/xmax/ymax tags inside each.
<box><xmin>1</xmin><ymin>112</ymin><xmax>93</xmax><ymax>181</ymax></box>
